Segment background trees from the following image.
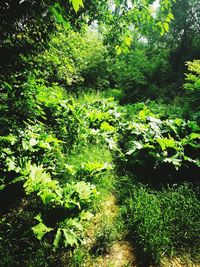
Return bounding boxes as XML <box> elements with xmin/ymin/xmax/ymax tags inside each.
<box><xmin>166</xmin><ymin>0</ymin><xmax>200</xmax><ymax>85</ymax></box>
<box><xmin>0</xmin><ymin>0</ymin><xmax>109</xmax><ymax>77</ymax></box>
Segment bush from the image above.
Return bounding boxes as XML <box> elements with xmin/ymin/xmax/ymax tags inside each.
<box><xmin>117</xmin><ymin>105</ymin><xmax>200</xmax><ymax>185</ymax></box>
<box><xmin>26</xmin><ymin>28</ymin><xmax>109</xmax><ymax>90</ymax></box>
<box><xmin>113</xmin><ymin>44</ymin><xmax>170</xmax><ymax>103</ymax></box>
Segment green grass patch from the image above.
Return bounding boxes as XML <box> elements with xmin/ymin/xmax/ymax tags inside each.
<box><xmin>117</xmin><ymin>178</ymin><xmax>200</xmax><ymax>264</ymax></box>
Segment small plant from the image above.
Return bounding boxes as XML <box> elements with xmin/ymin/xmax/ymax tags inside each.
<box><xmin>0</xmin><ymin>124</ymin><xmax>65</xmax><ymax>191</ymax></box>
<box><xmin>92</xmin><ymin>221</ymin><xmax>117</xmax><ymax>255</ymax></box>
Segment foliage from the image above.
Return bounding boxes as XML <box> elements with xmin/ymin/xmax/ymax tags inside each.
<box><xmin>184</xmin><ymin>60</ymin><xmax>200</xmax><ymax>122</ymax></box>
<box><xmin>0</xmin><ymin>124</ymin><xmax>64</xmax><ymax>191</ymax></box>
<box><xmin>0</xmin><ymin>90</ymin><xmax>118</xmax><ymax>266</ymax></box>
<box><xmin>112</xmin><ymin>43</ymin><xmax>171</xmax><ymax>102</ymax></box>
<box><xmin>0</xmin><ymin>0</ymin><xmax>109</xmax><ymax>77</ymax></box>
<box><xmin>102</xmin><ymin>0</ymin><xmax>174</xmax><ymax>53</ymax></box>
<box><xmin>117</xmin><ymin>105</ymin><xmax>200</xmax><ymax>185</ymax></box>
<box><xmin>26</xmin><ymin>28</ymin><xmax>109</xmax><ymax>89</ymax></box>
<box><xmin>0</xmin><ymin>0</ymin><xmax>200</xmax><ymax>265</ymax></box>
<box><xmin>0</xmin><ymin>28</ymin><xmax>110</xmax><ymax>137</ymax></box>
<box><xmin>23</xmin><ymin>164</ymin><xmax>96</xmax><ymax>249</ymax></box>
<box><xmin>185</xmin><ymin>60</ymin><xmax>200</xmax><ymax>93</ymax></box>
<box><xmin>166</xmin><ymin>0</ymin><xmax>200</xmax><ymax>75</ymax></box>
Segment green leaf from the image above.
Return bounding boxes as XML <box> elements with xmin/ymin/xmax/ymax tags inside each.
<box><xmin>32</xmin><ymin>214</ymin><xmax>53</xmax><ymax>240</ymax></box>
<box><xmin>74</xmin><ymin>181</ymin><xmax>95</xmax><ymax>201</ymax></box>
<box><xmin>62</xmin><ymin>229</ymin><xmax>79</xmax><ymax>247</ymax></box>
<box><xmin>64</xmin><ymin>164</ymin><xmax>76</xmax><ymax>176</ymax></box>
<box><xmin>82</xmin><ymin>162</ymin><xmax>112</xmax><ymax>174</ymax></box>
<box><xmin>50</xmin><ymin>7</ymin><xmax>65</xmax><ymax>24</ymax></box>
<box><xmin>124</xmin><ymin>36</ymin><xmax>132</xmax><ymax>47</ymax></box>
<box><xmin>100</xmin><ymin>121</ymin><xmax>116</xmax><ymax>132</ymax></box>
<box><xmin>67</xmin><ymin>218</ymin><xmax>83</xmax><ymax>231</ymax></box>
<box><xmin>6</xmin><ymin>157</ymin><xmax>16</xmax><ymax>171</ymax></box>
<box><xmin>115</xmin><ymin>45</ymin><xmax>122</xmax><ymax>55</ymax></box>
<box><xmin>189</xmin><ymin>133</ymin><xmax>200</xmax><ymax>140</ymax></box>
<box><xmin>69</xmin><ymin>0</ymin><xmax>84</xmax><ymax>13</ymax></box>
<box><xmin>24</xmin><ymin>164</ymin><xmax>63</xmax><ymax>205</ymax></box>
<box><xmin>163</xmin><ymin>22</ymin><xmax>169</xmax><ymax>32</ymax></box>
<box><xmin>1</xmin><ymin>135</ymin><xmax>17</xmax><ymax>145</ymax></box>
<box><xmin>168</xmin><ymin>12</ymin><xmax>174</xmax><ymax>19</ymax></box>
<box><xmin>53</xmin><ymin>228</ymin><xmax>62</xmax><ymax>251</ymax></box>
<box><xmin>157</xmin><ymin>137</ymin><xmax>176</xmax><ymax>151</ymax></box>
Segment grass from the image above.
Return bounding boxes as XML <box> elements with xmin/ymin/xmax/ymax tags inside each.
<box><xmin>117</xmin><ymin>177</ymin><xmax>200</xmax><ymax>265</ymax></box>
<box><xmin>68</xmin><ymin>195</ymin><xmax>124</xmax><ymax>267</ymax></box>
<box><xmin>67</xmin><ymin>143</ymin><xmax>114</xmax><ymax>195</ymax></box>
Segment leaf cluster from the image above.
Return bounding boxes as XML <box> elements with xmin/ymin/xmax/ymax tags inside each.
<box><xmin>117</xmin><ymin>105</ymin><xmax>200</xmax><ymax>185</ymax></box>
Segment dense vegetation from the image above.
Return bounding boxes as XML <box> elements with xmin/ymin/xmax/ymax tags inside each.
<box><xmin>0</xmin><ymin>0</ymin><xmax>199</xmax><ymax>266</ymax></box>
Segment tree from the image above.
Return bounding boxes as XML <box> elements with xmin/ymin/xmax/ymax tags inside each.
<box><xmin>166</xmin><ymin>0</ymin><xmax>200</xmax><ymax>82</ymax></box>
<box><xmin>0</xmin><ymin>0</ymin><xmax>109</xmax><ymax>77</ymax></box>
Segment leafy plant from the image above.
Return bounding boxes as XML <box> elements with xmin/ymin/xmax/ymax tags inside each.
<box><xmin>22</xmin><ymin>164</ymin><xmax>97</xmax><ymax>250</ymax></box>
<box><xmin>117</xmin><ymin>106</ymin><xmax>200</xmax><ymax>185</ymax></box>
<box><xmin>185</xmin><ymin>60</ymin><xmax>200</xmax><ymax>92</ymax></box>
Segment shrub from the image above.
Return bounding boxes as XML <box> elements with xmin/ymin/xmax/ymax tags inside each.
<box><xmin>117</xmin><ymin>106</ymin><xmax>200</xmax><ymax>185</ymax></box>
<box><xmin>26</xmin><ymin>28</ymin><xmax>109</xmax><ymax>90</ymax></box>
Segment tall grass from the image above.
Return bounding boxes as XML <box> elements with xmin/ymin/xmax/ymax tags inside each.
<box><xmin>117</xmin><ymin>177</ymin><xmax>200</xmax><ymax>264</ymax></box>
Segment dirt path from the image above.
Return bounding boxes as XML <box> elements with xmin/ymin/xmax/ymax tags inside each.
<box><xmin>95</xmin><ymin>240</ymin><xmax>135</xmax><ymax>267</ymax></box>
<box><xmin>83</xmin><ymin>195</ymin><xmax>136</xmax><ymax>267</ymax></box>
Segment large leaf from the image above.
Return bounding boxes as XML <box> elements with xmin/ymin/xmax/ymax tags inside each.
<box><xmin>32</xmin><ymin>214</ymin><xmax>53</xmax><ymax>240</ymax></box>
<box><xmin>53</xmin><ymin>228</ymin><xmax>62</xmax><ymax>251</ymax></box>
<box><xmin>62</xmin><ymin>229</ymin><xmax>79</xmax><ymax>247</ymax></box>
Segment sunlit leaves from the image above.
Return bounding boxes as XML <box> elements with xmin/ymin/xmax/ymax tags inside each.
<box><xmin>167</xmin><ymin>12</ymin><xmax>174</xmax><ymax>19</ymax></box>
<box><xmin>53</xmin><ymin>228</ymin><xmax>62</xmax><ymax>250</ymax></box>
<box><xmin>69</xmin><ymin>0</ymin><xmax>84</xmax><ymax>13</ymax></box>
<box><xmin>24</xmin><ymin>163</ymin><xmax>96</xmax><ymax>249</ymax></box>
<box><xmin>50</xmin><ymin>3</ymin><xmax>65</xmax><ymax>24</ymax></box>
<box><xmin>163</xmin><ymin>22</ymin><xmax>169</xmax><ymax>32</ymax></box>
<box><xmin>118</xmin><ymin>105</ymin><xmax>200</xmax><ymax>179</ymax></box>
<box><xmin>185</xmin><ymin>60</ymin><xmax>200</xmax><ymax>91</ymax></box>
<box><xmin>157</xmin><ymin>20</ymin><xmax>170</xmax><ymax>36</ymax></box>
<box><xmin>50</xmin><ymin>0</ymin><xmax>85</xmax><ymax>26</ymax></box>
<box><xmin>32</xmin><ymin>214</ymin><xmax>53</xmax><ymax>240</ymax></box>
<box><xmin>124</xmin><ymin>35</ymin><xmax>132</xmax><ymax>47</ymax></box>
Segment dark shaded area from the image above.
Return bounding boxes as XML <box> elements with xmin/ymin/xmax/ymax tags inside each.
<box><xmin>0</xmin><ymin>182</ymin><xmax>24</xmax><ymax>214</ymax></box>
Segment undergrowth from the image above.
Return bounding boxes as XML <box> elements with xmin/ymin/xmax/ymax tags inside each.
<box><xmin>0</xmin><ymin>87</ymin><xmax>199</xmax><ymax>266</ymax></box>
